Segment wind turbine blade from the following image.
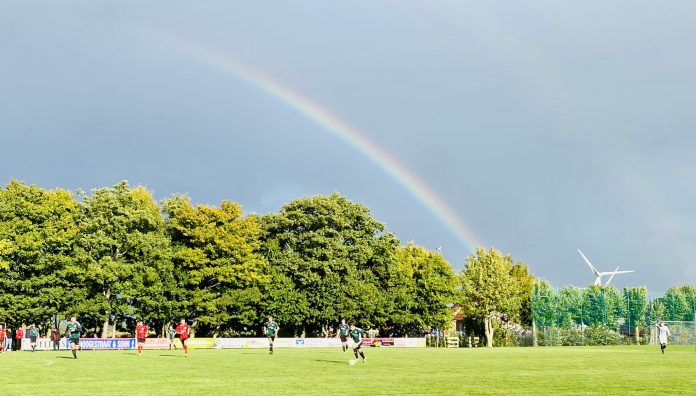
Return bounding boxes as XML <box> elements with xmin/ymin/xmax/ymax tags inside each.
<box><xmin>577</xmin><ymin>249</ymin><xmax>600</xmax><ymax>276</ymax></box>
<box><xmin>606</xmin><ymin>267</ymin><xmax>620</xmax><ymax>285</ymax></box>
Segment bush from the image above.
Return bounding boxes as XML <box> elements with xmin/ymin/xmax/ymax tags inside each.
<box><xmin>493</xmin><ymin>323</ymin><xmax>533</xmax><ymax>347</ymax></box>
<box><xmin>536</xmin><ymin>325</ymin><xmax>628</xmax><ymax>346</ymax></box>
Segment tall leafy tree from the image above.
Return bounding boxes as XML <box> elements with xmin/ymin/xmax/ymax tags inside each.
<box><xmin>532</xmin><ymin>279</ymin><xmax>557</xmax><ymax>346</ymax></box>
<box><xmin>390</xmin><ymin>244</ymin><xmax>458</xmax><ymax>335</ymax></box>
<box><xmin>459</xmin><ymin>248</ymin><xmax>529</xmax><ymax>347</ymax></box>
<box><xmin>556</xmin><ymin>286</ymin><xmax>585</xmax><ymax>327</ymax></box>
<box><xmin>163</xmin><ymin>195</ymin><xmax>267</xmax><ymax>336</ymax></box>
<box><xmin>510</xmin><ymin>262</ymin><xmax>535</xmax><ymax>325</ymax></box>
<box><xmin>582</xmin><ymin>285</ymin><xmax>624</xmax><ymax>328</ymax></box>
<box><xmin>623</xmin><ymin>287</ymin><xmax>648</xmax><ymax>344</ymax></box>
<box><xmin>661</xmin><ymin>287</ymin><xmax>692</xmax><ymax>321</ymax></box>
<box><xmin>679</xmin><ymin>285</ymin><xmax>696</xmax><ymax>320</ymax></box>
<box><xmin>0</xmin><ymin>181</ymin><xmax>81</xmax><ymax>330</ymax></box>
<box><xmin>261</xmin><ymin>193</ymin><xmax>399</xmax><ymax>336</ymax></box>
<box><xmin>75</xmin><ymin>181</ymin><xmax>168</xmax><ymax>337</ymax></box>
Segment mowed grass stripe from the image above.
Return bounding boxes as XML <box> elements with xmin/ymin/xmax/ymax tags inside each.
<box><xmin>1</xmin><ymin>346</ymin><xmax>695</xmax><ymax>395</ymax></box>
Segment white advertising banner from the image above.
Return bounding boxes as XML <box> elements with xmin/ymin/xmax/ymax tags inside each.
<box><xmin>21</xmin><ymin>337</ymin><xmax>57</xmax><ymax>351</ymax></box>
<box><xmin>212</xmin><ymin>338</ymin><xmax>248</xmax><ymax>349</ymax></box>
<box><xmin>20</xmin><ymin>337</ymin><xmax>426</xmax><ymax>350</ymax></box>
<box><xmin>212</xmin><ymin>337</ymin><xmax>375</xmax><ymax>349</ymax></box>
<box><xmin>144</xmin><ymin>338</ymin><xmax>172</xmax><ymax>349</ymax></box>
<box><xmin>295</xmin><ymin>338</ymin><xmax>342</xmax><ymax>348</ymax></box>
<box><xmin>393</xmin><ymin>338</ymin><xmax>426</xmax><ymax>348</ymax></box>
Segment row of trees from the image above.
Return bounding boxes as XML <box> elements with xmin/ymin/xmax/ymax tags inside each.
<box><xmin>532</xmin><ymin>283</ymin><xmax>696</xmax><ymax>345</ymax></box>
<box><xmin>0</xmin><ymin>180</ymin><xmax>460</xmax><ymax>338</ymax></box>
<box><xmin>21</xmin><ymin>180</ymin><xmax>694</xmax><ymax>347</ymax></box>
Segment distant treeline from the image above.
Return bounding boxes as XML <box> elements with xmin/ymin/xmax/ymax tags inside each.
<box><xmin>529</xmin><ymin>282</ymin><xmax>696</xmax><ymax>346</ymax></box>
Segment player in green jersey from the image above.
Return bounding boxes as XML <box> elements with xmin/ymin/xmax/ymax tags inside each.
<box><xmin>28</xmin><ymin>324</ymin><xmax>39</xmax><ymax>352</ymax></box>
<box><xmin>263</xmin><ymin>316</ymin><xmax>279</xmax><ymax>355</ymax></box>
<box><xmin>65</xmin><ymin>316</ymin><xmax>82</xmax><ymax>359</ymax></box>
<box><xmin>338</xmin><ymin>319</ymin><xmax>350</xmax><ymax>352</ymax></box>
<box><xmin>349</xmin><ymin>324</ymin><xmax>366</xmax><ymax>363</ymax></box>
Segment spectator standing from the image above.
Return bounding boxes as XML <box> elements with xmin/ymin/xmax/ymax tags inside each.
<box><xmin>51</xmin><ymin>328</ymin><xmax>61</xmax><ymax>351</ymax></box>
<box><xmin>15</xmin><ymin>327</ymin><xmax>24</xmax><ymax>351</ymax></box>
<box><xmin>4</xmin><ymin>327</ymin><xmax>12</xmax><ymax>351</ymax></box>
<box><xmin>0</xmin><ymin>323</ymin><xmax>5</xmax><ymax>352</ymax></box>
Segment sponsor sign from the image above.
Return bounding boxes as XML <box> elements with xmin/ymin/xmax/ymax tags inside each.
<box><xmin>301</xmin><ymin>338</ymin><xmax>342</xmax><ymax>348</ymax></box>
<box><xmin>272</xmin><ymin>338</ymin><xmax>300</xmax><ymax>348</ymax></box>
<box><xmin>393</xmin><ymin>338</ymin><xmax>426</xmax><ymax>348</ymax></box>
<box><xmin>210</xmin><ymin>338</ymin><xmax>340</xmax><ymax>349</ymax></box>
<box><xmin>213</xmin><ymin>338</ymin><xmax>248</xmax><ymax>349</ymax></box>
<box><xmin>23</xmin><ymin>336</ymin><xmax>425</xmax><ymax>351</ymax></box>
<box><xmin>245</xmin><ymin>338</ymin><xmax>270</xmax><ymax>349</ymax></box>
<box><xmin>63</xmin><ymin>338</ymin><xmax>136</xmax><ymax>350</ymax></box>
<box><xmin>144</xmin><ymin>338</ymin><xmax>172</xmax><ymax>350</ymax></box>
<box><xmin>184</xmin><ymin>338</ymin><xmax>216</xmax><ymax>349</ymax></box>
<box><xmin>21</xmin><ymin>338</ymin><xmax>56</xmax><ymax>351</ymax></box>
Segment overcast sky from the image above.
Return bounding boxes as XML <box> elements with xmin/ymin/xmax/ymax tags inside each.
<box><xmin>2</xmin><ymin>1</ymin><xmax>695</xmax><ymax>292</ymax></box>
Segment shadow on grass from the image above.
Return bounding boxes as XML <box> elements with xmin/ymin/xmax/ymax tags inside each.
<box><xmin>57</xmin><ymin>356</ymin><xmax>76</xmax><ymax>359</ymax></box>
<box><xmin>314</xmin><ymin>359</ymin><xmax>345</xmax><ymax>365</ymax></box>
<box><xmin>158</xmin><ymin>354</ymin><xmax>184</xmax><ymax>357</ymax></box>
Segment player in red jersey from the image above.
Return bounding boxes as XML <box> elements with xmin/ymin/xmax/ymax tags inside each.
<box><xmin>135</xmin><ymin>321</ymin><xmax>148</xmax><ymax>356</ymax></box>
<box><xmin>0</xmin><ymin>323</ymin><xmax>5</xmax><ymax>352</ymax></box>
<box><xmin>175</xmin><ymin>319</ymin><xmax>190</xmax><ymax>357</ymax></box>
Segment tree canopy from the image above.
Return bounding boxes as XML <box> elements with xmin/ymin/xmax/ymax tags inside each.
<box><xmin>0</xmin><ymin>182</ymin><xmax>461</xmax><ymax>338</ymax></box>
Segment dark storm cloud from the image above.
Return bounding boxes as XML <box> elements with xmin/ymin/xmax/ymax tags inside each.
<box><xmin>2</xmin><ymin>0</ymin><xmax>695</xmax><ymax>291</ymax></box>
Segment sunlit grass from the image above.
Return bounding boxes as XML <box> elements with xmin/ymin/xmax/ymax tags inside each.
<box><xmin>1</xmin><ymin>345</ymin><xmax>695</xmax><ymax>395</ymax></box>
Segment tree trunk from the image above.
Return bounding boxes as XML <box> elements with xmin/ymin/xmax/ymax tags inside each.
<box><xmin>484</xmin><ymin>317</ymin><xmax>494</xmax><ymax>347</ymax></box>
<box><xmin>634</xmin><ymin>326</ymin><xmax>641</xmax><ymax>344</ymax></box>
<box><xmin>532</xmin><ymin>320</ymin><xmax>538</xmax><ymax>347</ymax></box>
<box><xmin>101</xmin><ymin>317</ymin><xmax>110</xmax><ymax>338</ymax></box>
<box><xmin>101</xmin><ymin>288</ymin><xmax>111</xmax><ymax>338</ymax></box>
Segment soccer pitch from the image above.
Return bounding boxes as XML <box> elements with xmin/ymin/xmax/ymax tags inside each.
<box><xmin>1</xmin><ymin>346</ymin><xmax>695</xmax><ymax>395</ymax></box>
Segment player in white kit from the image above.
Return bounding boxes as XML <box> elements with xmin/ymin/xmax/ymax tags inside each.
<box><xmin>656</xmin><ymin>321</ymin><xmax>670</xmax><ymax>354</ymax></box>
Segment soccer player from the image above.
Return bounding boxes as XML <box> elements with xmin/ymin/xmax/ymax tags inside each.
<box><xmin>338</xmin><ymin>319</ymin><xmax>350</xmax><ymax>352</ymax></box>
<box><xmin>28</xmin><ymin>324</ymin><xmax>39</xmax><ymax>352</ymax></box>
<box><xmin>135</xmin><ymin>321</ymin><xmax>148</xmax><ymax>356</ymax></box>
<box><xmin>175</xmin><ymin>319</ymin><xmax>190</xmax><ymax>357</ymax></box>
<box><xmin>167</xmin><ymin>325</ymin><xmax>177</xmax><ymax>350</ymax></box>
<box><xmin>657</xmin><ymin>321</ymin><xmax>671</xmax><ymax>354</ymax></box>
<box><xmin>348</xmin><ymin>324</ymin><xmax>366</xmax><ymax>363</ymax></box>
<box><xmin>3</xmin><ymin>327</ymin><xmax>11</xmax><ymax>351</ymax></box>
<box><xmin>263</xmin><ymin>316</ymin><xmax>279</xmax><ymax>355</ymax></box>
<box><xmin>65</xmin><ymin>316</ymin><xmax>82</xmax><ymax>359</ymax></box>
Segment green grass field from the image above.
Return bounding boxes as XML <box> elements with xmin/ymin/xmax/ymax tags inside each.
<box><xmin>1</xmin><ymin>346</ymin><xmax>695</xmax><ymax>395</ymax></box>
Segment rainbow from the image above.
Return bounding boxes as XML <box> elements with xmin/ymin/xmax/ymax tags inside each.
<box><xmin>162</xmin><ymin>35</ymin><xmax>483</xmax><ymax>253</ymax></box>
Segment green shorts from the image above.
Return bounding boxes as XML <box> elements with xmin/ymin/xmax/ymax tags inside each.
<box><xmin>69</xmin><ymin>337</ymin><xmax>80</xmax><ymax>345</ymax></box>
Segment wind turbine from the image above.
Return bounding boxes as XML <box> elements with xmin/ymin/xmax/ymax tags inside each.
<box><xmin>577</xmin><ymin>249</ymin><xmax>634</xmax><ymax>286</ymax></box>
